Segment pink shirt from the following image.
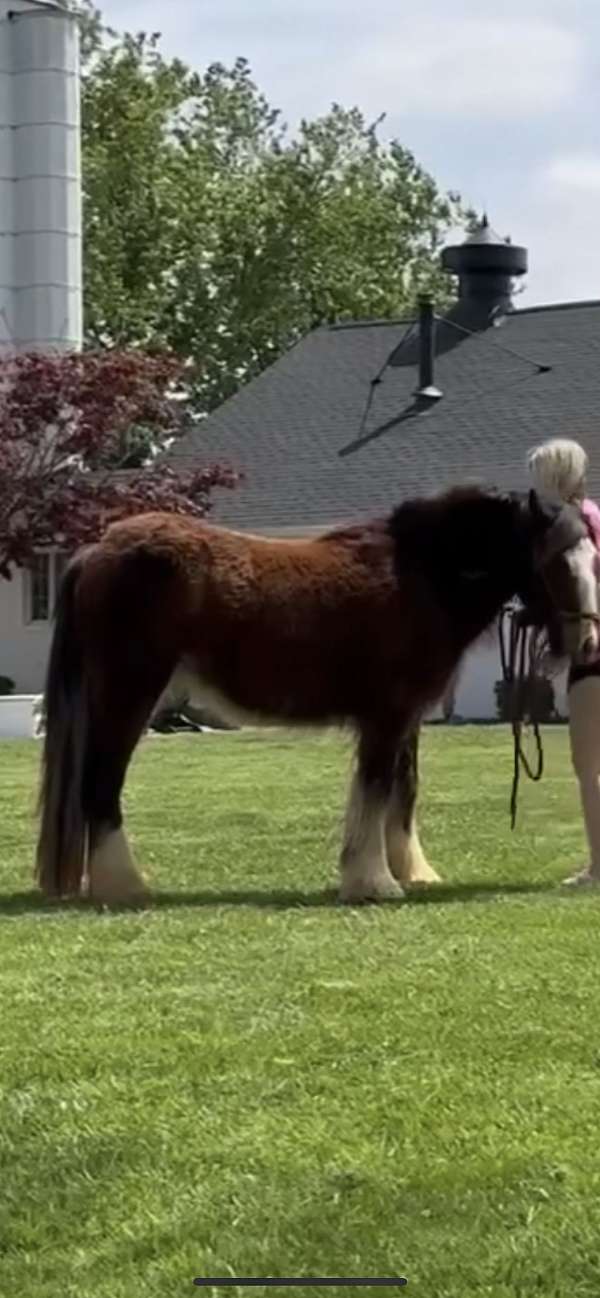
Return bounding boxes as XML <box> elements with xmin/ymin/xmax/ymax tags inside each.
<box><xmin>567</xmin><ymin>498</ymin><xmax>600</xmax><ymax>674</ymax></box>
<box><xmin>581</xmin><ymin>498</ymin><xmax>600</xmax><ymax>578</ymax></box>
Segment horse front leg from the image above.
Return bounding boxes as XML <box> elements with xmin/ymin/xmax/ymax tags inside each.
<box><xmin>385</xmin><ymin>727</ymin><xmax>441</xmax><ymax>886</ymax></box>
<box><xmin>339</xmin><ymin>725</ymin><xmax>404</xmax><ymax>904</ymax></box>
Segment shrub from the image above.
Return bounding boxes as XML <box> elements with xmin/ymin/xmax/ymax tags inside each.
<box><xmin>494</xmin><ymin>674</ymin><xmax>557</xmax><ymax>724</ymax></box>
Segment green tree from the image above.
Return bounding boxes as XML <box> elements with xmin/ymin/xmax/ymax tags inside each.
<box><xmin>81</xmin><ymin>18</ymin><xmax>469</xmax><ymax>410</ymax></box>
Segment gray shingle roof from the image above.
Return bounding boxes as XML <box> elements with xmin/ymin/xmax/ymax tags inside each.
<box><xmin>168</xmin><ymin>299</ymin><xmax>600</xmax><ymax>533</ymax></box>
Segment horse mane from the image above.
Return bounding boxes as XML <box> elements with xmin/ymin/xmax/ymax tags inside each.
<box><xmin>383</xmin><ymin>483</ymin><xmax>530</xmax><ymax>639</ymax></box>
<box><xmin>389</xmin><ymin>482</ymin><xmax>514</xmax><ymax>526</ymax></box>
<box><xmin>324</xmin><ymin>484</ymin><xmax>516</xmax><ymax>549</ymax></box>
<box><xmin>387</xmin><ymin>483</ymin><xmax>521</xmax><ymax>552</ymax></box>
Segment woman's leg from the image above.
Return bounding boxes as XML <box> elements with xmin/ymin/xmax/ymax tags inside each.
<box><xmin>564</xmin><ymin>675</ymin><xmax>600</xmax><ymax>884</ymax></box>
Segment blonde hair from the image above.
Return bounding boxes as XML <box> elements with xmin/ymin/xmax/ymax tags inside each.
<box><xmin>527</xmin><ymin>437</ymin><xmax>588</xmax><ymax>502</ymax></box>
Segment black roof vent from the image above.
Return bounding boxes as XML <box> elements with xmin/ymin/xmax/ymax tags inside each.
<box><xmin>414</xmin><ymin>297</ymin><xmax>442</xmax><ymax>401</ymax></box>
<box><xmin>442</xmin><ymin>214</ymin><xmax>528</xmax><ymax>317</ymax></box>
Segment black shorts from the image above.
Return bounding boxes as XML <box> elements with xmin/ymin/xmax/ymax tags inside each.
<box><xmin>569</xmin><ymin>660</ymin><xmax>600</xmax><ymax>690</ymax></box>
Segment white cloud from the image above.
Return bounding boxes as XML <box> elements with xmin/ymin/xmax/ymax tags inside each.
<box><xmin>345</xmin><ymin>18</ymin><xmax>582</xmax><ymax>119</ymax></box>
<box><xmin>96</xmin><ymin>1</ymin><xmax>598</xmax><ymax>303</ymax></box>
<box><xmin>542</xmin><ymin>154</ymin><xmax>600</xmax><ymax>193</ymax></box>
<box><xmin>101</xmin><ymin>5</ymin><xmax>584</xmax><ymax>125</ymax></box>
<box><xmin>490</xmin><ymin>157</ymin><xmax>600</xmax><ymax>305</ymax></box>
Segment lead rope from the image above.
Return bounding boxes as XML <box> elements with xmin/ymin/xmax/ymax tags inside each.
<box><xmin>498</xmin><ymin>605</ymin><xmax>545</xmax><ymax>829</ymax></box>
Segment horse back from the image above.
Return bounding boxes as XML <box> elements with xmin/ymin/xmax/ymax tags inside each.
<box><xmin>69</xmin><ymin>512</ymin><xmax>450</xmax><ymax>724</ymax></box>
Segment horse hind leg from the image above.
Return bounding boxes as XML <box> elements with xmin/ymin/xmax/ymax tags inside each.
<box><xmin>86</xmin><ymin>825</ymin><xmax>146</xmax><ymax>906</ymax></box>
<box><xmin>83</xmin><ymin>688</ymin><xmax>164</xmax><ymax>906</ymax></box>
<box><xmin>386</xmin><ymin>728</ymin><xmax>441</xmax><ymax>886</ymax></box>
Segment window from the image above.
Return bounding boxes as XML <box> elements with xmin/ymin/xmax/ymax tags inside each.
<box><xmin>27</xmin><ymin>554</ymin><xmax>50</xmax><ymax>623</ymax></box>
<box><xmin>24</xmin><ymin>552</ymin><xmax>68</xmax><ymax>625</ymax></box>
<box><xmin>53</xmin><ymin>551</ymin><xmax>68</xmax><ymax>605</ymax></box>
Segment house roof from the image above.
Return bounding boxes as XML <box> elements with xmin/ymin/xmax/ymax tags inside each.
<box><xmin>168</xmin><ymin>297</ymin><xmax>600</xmax><ymax>534</ymax></box>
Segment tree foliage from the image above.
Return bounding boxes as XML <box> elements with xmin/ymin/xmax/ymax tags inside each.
<box><xmin>493</xmin><ymin>676</ymin><xmax>558</xmax><ymax>725</ymax></box>
<box><xmin>80</xmin><ymin>12</ymin><xmax>470</xmax><ymax>410</ymax></box>
<box><xmin>0</xmin><ymin>350</ymin><xmax>237</xmax><ymax>578</ymax></box>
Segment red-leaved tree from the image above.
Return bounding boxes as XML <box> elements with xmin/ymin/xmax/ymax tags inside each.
<box><xmin>0</xmin><ymin>349</ymin><xmax>238</xmax><ymax>578</ymax></box>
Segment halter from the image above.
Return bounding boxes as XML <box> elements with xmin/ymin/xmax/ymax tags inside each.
<box><xmin>534</xmin><ymin>507</ymin><xmax>600</xmax><ymax>630</ymax></box>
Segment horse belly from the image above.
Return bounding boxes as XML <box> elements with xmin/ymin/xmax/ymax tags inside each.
<box><xmin>162</xmin><ymin>663</ymin><xmax>283</xmax><ymax>728</ymax></box>
<box><xmin>164</xmin><ymin>645</ymin><xmax>360</xmax><ymax>728</ymax></box>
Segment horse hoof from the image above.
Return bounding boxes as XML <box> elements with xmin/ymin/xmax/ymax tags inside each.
<box><xmin>388</xmin><ymin>855</ymin><xmax>441</xmax><ymax>886</ymax></box>
<box><xmin>84</xmin><ymin>879</ymin><xmax>152</xmax><ymax>908</ymax></box>
<box><xmin>339</xmin><ymin>877</ymin><xmax>405</xmax><ymax>904</ymax></box>
<box><xmin>404</xmin><ymin>868</ymin><xmax>442</xmax><ymax>887</ymax></box>
<box><xmin>561</xmin><ymin>867</ymin><xmax>600</xmax><ymax>888</ymax></box>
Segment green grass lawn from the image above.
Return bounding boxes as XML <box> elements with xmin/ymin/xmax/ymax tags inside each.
<box><xmin>2</xmin><ymin>726</ymin><xmax>600</xmax><ymax>1298</ymax></box>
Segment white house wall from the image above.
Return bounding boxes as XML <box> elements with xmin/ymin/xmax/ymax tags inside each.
<box><xmin>429</xmin><ymin>642</ymin><xmax>568</xmax><ymax>721</ymax></box>
<box><xmin>0</xmin><ymin>569</ymin><xmax>51</xmax><ymax>691</ymax></box>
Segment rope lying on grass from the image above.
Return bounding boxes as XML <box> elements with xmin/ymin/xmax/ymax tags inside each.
<box><xmin>498</xmin><ymin>604</ymin><xmax>546</xmax><ymax>829</ymax></box>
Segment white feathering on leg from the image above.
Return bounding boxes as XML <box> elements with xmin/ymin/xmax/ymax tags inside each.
<box><xmin>86</xmin><ymin>827</ymin><xmax>150</xmax><ymax>905</ymax></box>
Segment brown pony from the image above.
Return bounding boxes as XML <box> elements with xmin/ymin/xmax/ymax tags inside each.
<box><xmin>35</xmin><ymin>485</ymin><xmax>599</xmax><ymax>906</ymax></box>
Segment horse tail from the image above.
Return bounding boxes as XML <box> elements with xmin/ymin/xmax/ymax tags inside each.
<box><xmin>35</xmin><ymin>553</ymin><xmax>89</xmax><ymax>897</ymax></box>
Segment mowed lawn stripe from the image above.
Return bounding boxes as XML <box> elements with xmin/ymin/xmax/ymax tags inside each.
<box><xmin>1</xmin><ymin>729</ymin><xmax>600</xmax><ymax>1298</ymax></box>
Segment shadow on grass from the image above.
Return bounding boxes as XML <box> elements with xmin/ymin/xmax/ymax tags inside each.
<box><xmin>0</xmin><ymin>878</ymin><xmax>568</xmax><ymax>916</ymax></box>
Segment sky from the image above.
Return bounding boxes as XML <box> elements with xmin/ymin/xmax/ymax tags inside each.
<box><xmin>100</xmin><ymin>0</ymin><xmax>600</xmax><ymax>308</ymax></box>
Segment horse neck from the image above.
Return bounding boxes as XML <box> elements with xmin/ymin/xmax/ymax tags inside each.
<box><xmin>449</xmin><ymin>495</ymin><xmax>529</xmax><ymax>638</ymax></box>
<box><xmin>449</xmin><ymin>572</ymin><xmax>521</xmax><ymax>655</ymax></box>
<box><xmin>449</xmin><ymin>496</ymin><xmax>533</xmax><ymax>650</ymax></box>
<box><xmin>391</xmin><ymin>489</ymin><xmax>531</xmax><ymax>652</ymax></box>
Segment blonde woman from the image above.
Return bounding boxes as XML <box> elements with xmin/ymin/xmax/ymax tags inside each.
<box><xmin>527</xmin><ymin>437</ymin><xmax>600</xmax><ymax>885</ymax></box>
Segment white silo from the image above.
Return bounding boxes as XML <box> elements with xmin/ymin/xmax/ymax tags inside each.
<box><xmin>0</xmin><ymin>0</ymin><xmax>81</xmax><ymax>352</ymax></box>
